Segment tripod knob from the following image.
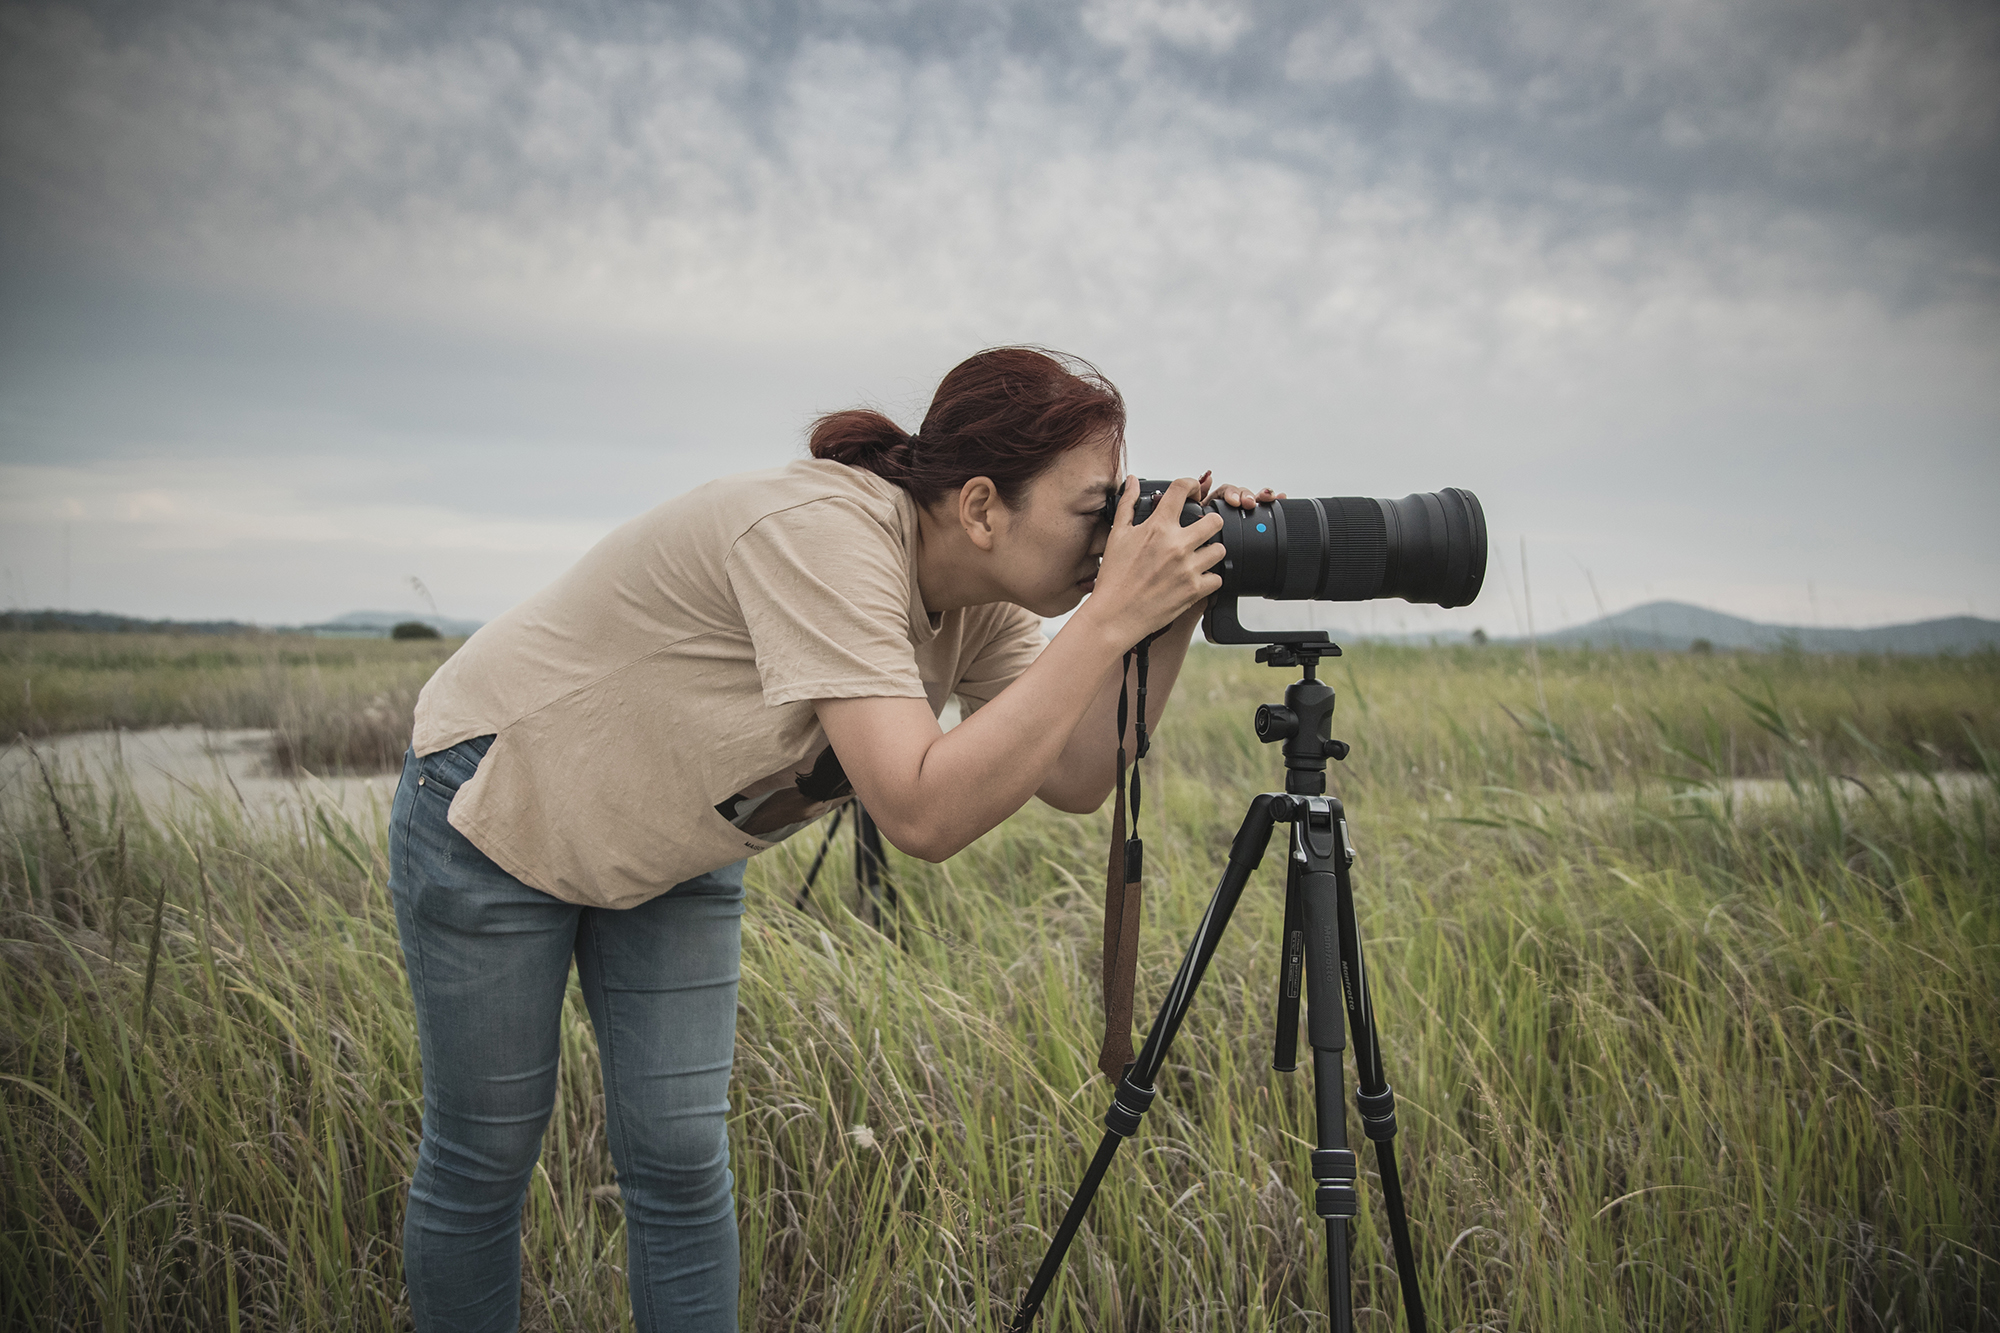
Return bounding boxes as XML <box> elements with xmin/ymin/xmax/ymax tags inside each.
<box><xmin>1254</xmin><ymin>704</ymin><xmax>1297</xmax><ymax>742</ymax></box>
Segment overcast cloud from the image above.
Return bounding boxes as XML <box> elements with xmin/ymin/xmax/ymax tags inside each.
<box><xmin>2</xmin><ymin>0</ymin><xmax>1995</xmax><ymax>634</ymax></box>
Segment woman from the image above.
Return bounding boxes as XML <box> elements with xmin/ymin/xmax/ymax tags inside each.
<box><xmin>388</xmin><ymin>347</ymin><xmax>1275</xmax><ymax>1331</ymax></box>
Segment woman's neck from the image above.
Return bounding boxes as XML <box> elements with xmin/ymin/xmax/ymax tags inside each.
<box><xmin>913</xmin><ymin>501</ymin><xmax>1000</xmax><ymax>615</ymax></box>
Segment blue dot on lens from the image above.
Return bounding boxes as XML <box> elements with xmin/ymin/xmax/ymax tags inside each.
<box><xmin>1256</xmin><ymin>523</ymin><xmax>1267</xmax><ymax>533</ymax></box>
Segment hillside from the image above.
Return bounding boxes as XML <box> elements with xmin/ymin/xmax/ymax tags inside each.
<box><xmin>1531</xmin><ymin>601</ymin><xmax>2000</xmax><ymax>654</ymax></box>
<box><xmin>0</xmin><ymin>608</ymin><xmax>482</xmax><ymax>638</ymax></box>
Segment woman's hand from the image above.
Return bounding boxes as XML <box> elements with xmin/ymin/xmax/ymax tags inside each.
<box><xmin>1195</xmin><ymin>470</ymin><xmax>1285</xmax><ymax>511</ymax></box>
<box><xmin>1079</xmin><ymin>475</ymin><xmax>1226</xmax><ymax>648</ymax></box>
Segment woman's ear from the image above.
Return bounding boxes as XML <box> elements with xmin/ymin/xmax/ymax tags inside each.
<box><xmin>957</xmin><ymin>476</ymin><xmax>1002</xmax><ymax>551</ymax></box>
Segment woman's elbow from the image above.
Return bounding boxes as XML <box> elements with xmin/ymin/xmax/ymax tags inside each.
<box><xmin>1038</xmin><ymin>779</ymin><xmax>1111</xmax><ymax>816</ymax></box>
<box><xmin>898</xmin><ymin>837</ymin><xmax>957</xmax><ymax>864</ymax></box>
<box><xmin>869</xmin><ymin>784</ymin><xmax>1108</xmax><ymax>861</ymax></box>
<box><xmin>872</xmin><ymin>811</ymin><xmax>963</xmax><ymax>863</ymax></box>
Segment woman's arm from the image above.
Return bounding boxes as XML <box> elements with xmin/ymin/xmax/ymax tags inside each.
<box><xmin>1032</xmin><ymin>598</ymin><xmax>1203</xmax><ymax>812</ymax></box>
<box><xmin>816</xmin><ymin>475</ymin><xmax>1221</xmax><ymax>861</ymax></box>
<box><xmin>1035</xmin><ymin>477</ymin><xmax>1275</xmax><ymax>811</ymax></box>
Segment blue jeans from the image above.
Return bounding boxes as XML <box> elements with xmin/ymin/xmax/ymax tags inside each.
<box><xmin>388</xmin><ymin>737</ymin><xmax>745</xmax><ymax>1332</ymax></box>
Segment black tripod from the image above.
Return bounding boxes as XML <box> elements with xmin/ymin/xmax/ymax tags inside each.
<box><xmin>1012</xmin><ymin>637</ymin><xmax>1428</xmax><ymax>1332</ymax></box>
<box><xmin>794</xmin><ymin>802</ymin><xmax>898</xmax><ymax>935</ymax></box>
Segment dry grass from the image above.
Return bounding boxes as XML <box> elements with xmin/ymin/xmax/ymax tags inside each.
<box><xmin>1</xmin><ymin>637</ymin><xmax>1995</xmax><ymax>1330</ymax></box>
<box><xmin>0</xmin><ymin>631</ymin><xmax>459</xmax><ymax>775</ymax></box>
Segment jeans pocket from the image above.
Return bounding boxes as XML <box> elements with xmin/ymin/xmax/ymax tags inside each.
<box><xmin>417</xmin><ymin>734</ymin><xmax>494</xmax><ymax>798</ymax></box>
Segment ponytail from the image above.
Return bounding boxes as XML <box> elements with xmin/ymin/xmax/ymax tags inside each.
<box><xmin>807</xmin><ymin>348</ymin><xmax>1125</xmax><ymax>509</ymax></box>
<box><xmin>807</xmin><ymin>410</ymin><xmax>921</xmax><ymax>488</ymax></box>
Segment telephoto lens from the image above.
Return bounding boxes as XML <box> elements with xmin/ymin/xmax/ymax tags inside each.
<box><xmin>1129</xmin><ymin>483</ymin><xmax>1487</xmax><ymax>608</ymax></box>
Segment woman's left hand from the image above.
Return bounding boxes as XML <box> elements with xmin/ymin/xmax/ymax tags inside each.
<box><xmin>1195</xmin><ymin>470</ymin><xmax>1285</xmax><ymax>510</ymax></box>
<box><xmin>1162</xmin><ymin>472</ymin><xmax>1286</xmax><ymax>629</ymax></box>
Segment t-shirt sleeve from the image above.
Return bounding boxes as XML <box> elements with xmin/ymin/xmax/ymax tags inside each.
<box><xmin>725</xmin><ymin>498</ymin><xmax>929</xmax><ymax>707</ymax></box>
<box><xmin>953</xmin><ymin>603</ymin><xmax>1049</xmax><ymax>713</ymax></box>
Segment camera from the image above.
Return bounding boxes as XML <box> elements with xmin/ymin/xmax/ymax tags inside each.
<box><xmin>1113</xmin><ymin>480</ymin><xmax>1487</xmax><ymax>609</ymax></box>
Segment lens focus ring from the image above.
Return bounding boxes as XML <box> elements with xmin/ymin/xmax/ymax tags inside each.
<box><xmin>1276</xmin><ymin>499</ymin><xmax>1324</xmax><ymax>599</ymax></box>
<box><xmin>1321</xmin><ymin>497</ymin><xmax>1388</xmax><ymax>600</ymax></box>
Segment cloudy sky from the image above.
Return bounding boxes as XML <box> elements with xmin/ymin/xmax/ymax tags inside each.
<box><xmin>2</xmin><ymin>0</ymin><xmax>1995</xmax><ymax>637</ymax></box>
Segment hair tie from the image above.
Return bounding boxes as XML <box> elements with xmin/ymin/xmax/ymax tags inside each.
<box><xmin>904</xmin><ymin>433</ymin><xmax>924</xmax><ymax>455</ymax></box>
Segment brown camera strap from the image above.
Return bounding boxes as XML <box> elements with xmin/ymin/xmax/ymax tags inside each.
<box><xmin>1098</xmin><ymin>642</ymin><xmax>1153</xmax><ymax>1081</ymax></box>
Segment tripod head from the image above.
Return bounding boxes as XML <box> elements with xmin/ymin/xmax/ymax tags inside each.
<box><xmin>1251</xmin><ymin>641</ymin><xmax>1350</xmax><ymax>795</ymax></box>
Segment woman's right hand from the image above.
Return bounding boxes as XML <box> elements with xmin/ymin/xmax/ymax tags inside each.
<box><xmin>1081</xmin><ymin>474</ymin><xmax>1225</xmax><ymax>646</ymax></box>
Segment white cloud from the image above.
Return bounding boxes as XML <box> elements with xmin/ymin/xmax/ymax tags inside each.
<box><xmin>0</xmin><ymin>458</ymin><xmax>609</xmax><ymax>553</ymax></box>
<box><xmin>1283</xmin><ymin>16</ymin><xmax>1381</xmax><ymax>86</ymax></box>
<box><xmin>1083</xmin><ymin>0</ymin><xmax>1252</xmax><ymax>53</ymax></box>
<box><xmin>8</xmin><ymin>0</ymin><xmax>1975</xmax><ymax>349</ymax></box>
<box><xmin>0</xmin><ymin>455</ymin><xmax>617</xmax><ymax>620</ymax></box>
<box><xmin>0</xmin><ymin>0</ymin><xmax>1993</xmax><ymax>627</ymax></box>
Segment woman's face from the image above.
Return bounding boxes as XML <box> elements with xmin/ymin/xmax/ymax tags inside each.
<box><xmin>988</xmin><ymin>434</ymin><xmax>1124</xmax><ymax>618</ymax></box>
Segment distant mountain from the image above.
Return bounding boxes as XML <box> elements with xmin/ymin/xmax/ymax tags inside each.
<box><xmin>1529</xmin><ymin>601</ymin><xmax>2000</xmax><ymax>654</ymax></box>
<box><xmin>0</xmin><ymin>608</ymin><xmax>483</xmax><ymax>638</ymax></box>
<box><xmin>305</xmin><ymin>610</ymin><xmax>485</xmax><ymax>637</ymax></box>
<box><xmin>0</xmin><ymin>609</ymin><xmax>263</xmax><ymax>635</ymax></box>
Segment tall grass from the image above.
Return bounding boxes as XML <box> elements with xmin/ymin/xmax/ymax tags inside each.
<box><xmin>2</xmin><ymin>642</ymin><xmax>1995</xmax><ymax>1330</ymax></box>
<box><xmin>0</xmin><ymin>632</ymin><xmax>460</xmax><ymax>774</ymax></box>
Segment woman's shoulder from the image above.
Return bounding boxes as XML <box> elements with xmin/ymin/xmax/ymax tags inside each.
<box><xmin>695</xmin><ymin>458</ymin><xmax>904</xmax><ymax>513</ymax></box>
<box><xmin>654</xmin><ymin>458</ymin><xmax>909</xmax><ymax>543</ymax></box>
<box><xmin>633</xmin><ymin>460</ymin><xmax>915</xmax><ymax>591</ymax></box>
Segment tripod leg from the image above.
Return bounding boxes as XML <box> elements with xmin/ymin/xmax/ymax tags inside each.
<box><xmin>1273</xmin><ymin>862</ymin><xmax>1305</xmax><ymax>1073</ymax></box>
<box><xmin>854</xmin><ymin>802</ymin><xmax>897</xmax><ymax>938</ymax></box>
<box><xmin>1314</xmin><ymin>1049</ymin><xmax>1355</xmax><ymax>1333</ymax></box>
<box><xmin>1010</xmin><ymin>794</ymin><xmax>1280</xmax><ymax>1332</ymax></box>
<box><xmin>1297</xmin><ymin>810</ymin><xmax>1357</xmax><ymax>1333</ymax></box>
<box><xmin>1334</xmin><ymin>848</ymin><xmax>1429</xmax><ymax>1333</ymax></box>
<box><xmin>793</xmin><ymin>804</ymin><xmax>848</xmax><ymax>910</ymax></box>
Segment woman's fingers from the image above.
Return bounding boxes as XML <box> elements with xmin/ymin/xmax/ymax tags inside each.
<box><xmin>1159</xmin><ymin>477</ymin><xmax>1226</xmax><ymax>550</ymax></box>
<box><xmin>1111</xmin><ymin>473</ymin><xmax>1140</xmax><ymax>526</ymax></box>
<box><xmin>1212</xmin><ymin>482</ymin><xmax>1285</xmax><ymax>510</ymax></box>
<box><xmin>1143</xmin><ymin>474</ymin><xmax>1201</xmax><ymax>522</ymax></box>
<box><xmin>1091</xmin><ymin>476</ymin><xmax>1229</xmax><ymax>638</ymax></box>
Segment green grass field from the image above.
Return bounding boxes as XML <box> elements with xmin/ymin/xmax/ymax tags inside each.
<box><xmin>2</xmin><ymin>636</ymin><xmax>1995</xmax><ymax>1330</ymax></box>
<box><xmin>1</xmin><ymin>631</ymin><xmax>457</xmax><ymax>774</ymax></box>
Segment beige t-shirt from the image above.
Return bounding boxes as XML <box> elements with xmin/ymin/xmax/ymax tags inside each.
<box><xmin>413</xmin><ymin>460</ymin><xmax>1047</xmax><ymax>909</ymax></box>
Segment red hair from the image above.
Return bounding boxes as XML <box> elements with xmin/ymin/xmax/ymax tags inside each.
<box><xmin>808</xmin><ymin>347</ymin><xmax>1126</xmax><ymax>508</ymax></box>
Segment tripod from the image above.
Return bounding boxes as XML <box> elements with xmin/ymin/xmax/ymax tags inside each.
<box><xmin>1012</xmin><ymin>638</ymin><xmax>1427</xmax><ymax>1332</ymax></box>
<box><xmin>794</xmin><ymin>801</ymin><xmax>898</xmax><ymax>935</ymax></box>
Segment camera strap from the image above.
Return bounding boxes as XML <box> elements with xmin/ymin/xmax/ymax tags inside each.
<box><xmin>1098</xmin><ymin>638</ymin><xmax>1154</xmax><ymax>1080</ymax></box>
